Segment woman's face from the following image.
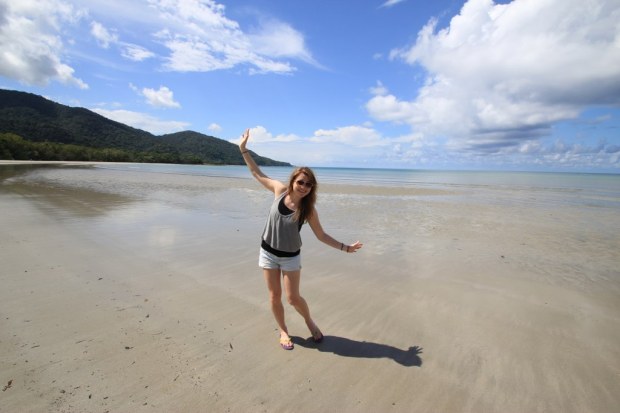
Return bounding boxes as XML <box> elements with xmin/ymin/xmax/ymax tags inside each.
<box><xmin>292</xmin><ymin>172</ymin><xmax>314</xmax><ymax>197</ymax></box>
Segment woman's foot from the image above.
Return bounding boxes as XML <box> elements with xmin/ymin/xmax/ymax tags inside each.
<box><xmin>309</xmin><ymin>322</ymin><xmax>323</xmax><ymax>343</ymax></box>
<box><xmin>279</xmin><ymin>332</ymin><xmax>294</xmax><ymax>350</ymax></box>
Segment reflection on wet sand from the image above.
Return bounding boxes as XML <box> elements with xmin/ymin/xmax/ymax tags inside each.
<box><xmin>1</xmin><ymin>164</ymin><xmax>135</xmax><ymax>219</ymax></box>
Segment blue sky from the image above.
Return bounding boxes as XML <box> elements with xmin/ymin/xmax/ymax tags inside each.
<box><xmin>1</xmin><ymin>0</ymin><xmax>619</xmax><ymax>172</ymax></box>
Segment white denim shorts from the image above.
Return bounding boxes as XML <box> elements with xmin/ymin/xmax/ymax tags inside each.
<box><xmin>258</xmin><ymin>248</ymin><xmax>302</xmax><ymax>271</ymax></box>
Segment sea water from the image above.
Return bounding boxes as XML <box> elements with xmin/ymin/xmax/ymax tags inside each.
<box><xmin>93</xmin><ymin>163</ymin><xmax>620</xmax><ymax>209</ymax></box>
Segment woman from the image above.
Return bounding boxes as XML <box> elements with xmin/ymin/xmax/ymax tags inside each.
<box><xmin>239</xmin><ymin>128</ymin><xmax>363</xmax><ymax>350</ymax></box>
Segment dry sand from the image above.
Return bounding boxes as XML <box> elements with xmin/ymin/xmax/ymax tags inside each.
<box><xmin>1</xmin><ymin>162</ymin><xmax>619</xmax><ymax>412</ymax></box>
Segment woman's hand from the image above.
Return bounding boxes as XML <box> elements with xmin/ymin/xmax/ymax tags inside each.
<box><xmin>346</xmin><ymin>241</ymin><xmax>363</xmax><ymax>253</ymax></box>
<box><xmin>239</xmin><ymin>128</ymin><xmax>250</xmax><ymax>151</ymax></box>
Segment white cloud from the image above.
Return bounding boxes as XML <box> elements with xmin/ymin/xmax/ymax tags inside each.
<box><xmin>496</xmin><ymin>138</ymin><xmax>620</xmax><ymax>170</ymax></box>
<box><xmin>91</xmin><ymin>108</ymin><xmax>189</xmax><ymax>135</ymax></box>
<box><xmin>372</xmin><ymin>0</ymin><xmax>620</xmax><ymax>154</ymax></box>
<box><xmin>366</xmin><ymin>91</ymin><xmax>418</xmax><ymax>124</ymax></box>
<box><xmin>130</xmin><ymin>83</ymin><xmax>181</xmax><ymax>108</ymax></box>
<box><xmin>0</xmin><ymin>0</ymin><xmax>88</xmax><ymax>89</ymax></box>
<box><xmin>380</xmin><ymin>0</ymin><xmax>406</xmax><ymax>9</ymax></box>
<box><xmin>90</xmin><ymin>21</ymin><xmax>117</xmax><ymax>48</ymax></box>
<box><xmin>1</xmin><ymin>0</ymin><xmax>318</xmax><ymax>86</ymax></box>
<box><xmin>310</xmin><ymin>125</ymin><xmax>386</xmax><ymax>148</ymax></box>
<box><xmin>369</xmin><ymin>81</ymin><xmax>389</xmax><ymax>96</ymax></box>
<box><xmin>227</xmin><ymin>125</ymin><xmax>397</xmax><ymax>167</ymax></box>
<box><xmin>154</xmin><ymin>31</ymin><xmax>243</xmax><ymax>72</ymax></box>
<box><xmin>207</xmin><ymin>123</ymin><xmax>222</xmax><ymax>133</ymax></box>
<box><xmin>247</xmin><ymin>19</ymin><xmax>321</xmax><ymax>69</ymax></box>
<box><xmin>233</xmin><ymin>126</ymin><xmax>300</xmax><ymax>144</ymax></box>
<box><xmin>235</xmin><ymin>125</ymin><xmax>386</xmax><ymax>148</ymax></box>
<box><xmin>141</xmin><ymin>86</ymin><xmax>181</xmax><ymax>108</ymax></box>
<box><xmin>147</xmin><ymin>0</ymin><xmax>316</xmax><ymax>74</ymax></box>
<box><xmin>89</xmin><ymin>19</ymin><xmax>156</xmax><ymax>62</ymax></box>
<box><xmin>228</xmin><ymin>122</ymin><xmax>619</xmax><ymax>170</ymax></box>
<box><xmin>121</xmin><ymin>44</ymin><xmax>155</xmax><ymax>61</ymax></box>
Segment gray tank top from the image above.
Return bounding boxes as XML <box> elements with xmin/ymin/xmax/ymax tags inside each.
<box><xmin>261</xmin><ymin>192</ymin><xmax>302</xmax><ymax>254</ymax></box>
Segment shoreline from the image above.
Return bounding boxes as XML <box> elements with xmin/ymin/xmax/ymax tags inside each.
<box><xmin>2</xmin><ymin>159</ymin><xmax>619</xmax><ymax>175</ymax></box>
<box><xmin>1</xmin><ymin>163</ymin><xmax>619</xmax><ymax>412</ymax></box>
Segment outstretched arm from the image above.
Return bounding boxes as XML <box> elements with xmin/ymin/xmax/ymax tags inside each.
<box><xmin>307</xmin><ymin>209</ymin><xmax>363</xmax><ymax>253</ymax></box>
<box><xmin>239</xmin><ymin>128</ymin><xmax>286</xmax><ymax>194</ymax></box>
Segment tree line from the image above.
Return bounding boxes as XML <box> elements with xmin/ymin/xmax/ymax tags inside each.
<box><xmin>0</xmin><ymin>89</ymin><xmax>290</xmax><ymax>166</ymax></box>
<box><xmin>0</xmin><ymin>133</ymin><xmax>205</xmax><ymax>164</ymax></box>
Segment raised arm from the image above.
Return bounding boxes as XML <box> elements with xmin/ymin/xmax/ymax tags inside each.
<box><xmin>239</xmin><ymin>129</ymin><xmax>286</xmax><ymax>194</ymax></box>
<box><xmin>307</xmin><ymin>209</ymin><xmax>363</xmax><ymax>253</ymax></box>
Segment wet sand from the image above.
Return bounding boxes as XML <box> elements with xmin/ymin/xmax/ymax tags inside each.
<box><xmin>1</xmin><ymin>162</ymin><xmax>619</xmax><ymax>412</ymax></box>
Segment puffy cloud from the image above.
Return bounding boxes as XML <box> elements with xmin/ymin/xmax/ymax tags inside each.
<box><xmin>1</xmin><ymin>0</ymin><xmax>318</xmax><ymax>89</ymax></box>
<box><xmin>247</xmin><ymin>19</ymin><xmax>321</xmax><ymax>69</ymax></box>
<box><xmin>0</xmin><ymin>0</ymin><xmax>88</xmax><ymax>88</ymax></box>
<box><xmin>233</xmin><ymin>125</ymin><xmax>386</xmax><ymax>148</ymax></box>
<box><xmin>371</xmin><ymin>0</ymin><xmax>620</xmax><ymax>153</ymax></box>
<box><xmin>129</xmin><ymin>83</ymin><xmax>181</xmax><ymax>108</ymax></box>
<box><xmin>310</xmin><ymin>125</ymin><xmax>386</xmax><ymax>148</ymax></box>
<box><xmin>366</xmin><ymin>92</ymin><xmax>418</xmax><ymax>124</ymax></box>
<box><xmin>148</xmin><ymin>0</ymin><xmax>316</xmax><ymax>74</ymax></box>
<box><xmin>141</xmin><ymin>86</ymin><xmax>181</xmax><ymax>108</ymax></box>
<box><xmin>237</xmin><ymin>126</ymin><xmax>300</xmax><ymax>144</ymax></box>
<box><xmin>91</xmin><ymin>108</ymin><xmax>189</xmax><ymax>135</ymax></box>
<box><xmin>228</xmin><ymin>125</ymin><xmax>401</xmax><ymax>167</ymax></box>
<box><xmin>230</xmin><ymin>122</ymin><xmax>618</xmax><ymax>170</ymax></box>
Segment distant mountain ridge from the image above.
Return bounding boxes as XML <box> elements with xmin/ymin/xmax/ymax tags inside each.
<box><xmin>0</xmin><ymin>89</ymin><xmax>290</xmax><ymax>166</ymax></box>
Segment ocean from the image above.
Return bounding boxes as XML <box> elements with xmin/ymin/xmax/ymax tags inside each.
<box><xmin>90</xmin><ymin>162</ymin><xmax>620</xmax><ymax>209</ymax></box>
<box><xmin>1</xmin><ymin>162</ymin><xmax>619</xmax><ymax>213</ymax></box>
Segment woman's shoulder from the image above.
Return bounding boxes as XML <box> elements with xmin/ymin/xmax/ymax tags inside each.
<box><xmin>273</xmin><ymin>182</ymin><xmax>288</xmax><ymax>197</ymax></box>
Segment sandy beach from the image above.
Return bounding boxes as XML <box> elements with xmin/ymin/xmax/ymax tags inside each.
<box><xmin>1</xmin><ymin>162</ymin><xmax>619</xmax><ymax>412</ymax></box>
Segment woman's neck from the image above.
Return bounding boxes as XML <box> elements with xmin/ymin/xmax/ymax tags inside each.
<box><xmin>286</xmin><ymin>192</ymin><xmax>302</xmax><ymax>208</ymax></box>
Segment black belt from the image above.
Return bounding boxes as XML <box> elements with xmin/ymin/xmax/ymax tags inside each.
<box><xmin>261</xmin><ymin>239</ymin><xmax>300</xmax><ymax>257</ymax></box>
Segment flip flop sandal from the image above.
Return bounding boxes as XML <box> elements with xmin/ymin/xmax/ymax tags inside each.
<box><xmin>280</xmin><ymin>337</ymin><xmax>294</xmax><ymax>350</ymax></box>
<box><xmin>312</xmin><ymin>331</ymin><xmax>324</xmax><ymax>343</ymax></box>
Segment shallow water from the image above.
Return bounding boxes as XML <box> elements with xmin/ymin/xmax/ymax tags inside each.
<box><xmin>2</xmin><ymin>163</ymin><xmax>618</xmax><ymax>288</ymax></box>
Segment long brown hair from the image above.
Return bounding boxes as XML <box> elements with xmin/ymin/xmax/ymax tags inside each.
<box><xmin>288</xmin><ymin>167</ymin><xmax>317</xmax><ymax>223</ymax></box>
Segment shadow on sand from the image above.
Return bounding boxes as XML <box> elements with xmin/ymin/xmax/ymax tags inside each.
<box><xmin>291</xmin><ymin>335</ymin><xmax>423</xmax><ymax>367</ymax></box>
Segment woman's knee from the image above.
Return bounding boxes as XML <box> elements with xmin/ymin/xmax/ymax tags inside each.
<box><xmin>268</xmin><ymin>290</ymin><xmax>282</xmax><ymax>304</ymax></box>
<box><xmin>287</xmin><ymin>293</ymin><xmax>303</xmax><ymax>307</ymax></box>
<box><xmin>264</xmin><ymin>269</ymin><xmax>283</xmax><ymax>304</ymax></box>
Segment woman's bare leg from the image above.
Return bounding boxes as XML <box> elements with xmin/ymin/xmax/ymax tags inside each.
<box><xmin>283</xmin><ymin>270</ymin><xmax>322</xmax><ymax>340</ymax></box>
<box><xmin>263</xmin><ymin>268</ymin><xmax>290</xmax><ymax>340</ymax></box>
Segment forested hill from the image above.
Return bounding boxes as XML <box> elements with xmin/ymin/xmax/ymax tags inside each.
<box><xmin>0</xmin><ymin>89</ymin><xmax>290</xmax><ymax>166</ymax></box>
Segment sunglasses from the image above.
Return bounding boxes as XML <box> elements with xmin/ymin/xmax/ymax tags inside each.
<box><xmin>295</xmin><ymin>179</ymin><xmax>314</xmax><ymax>188</ymax></box>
